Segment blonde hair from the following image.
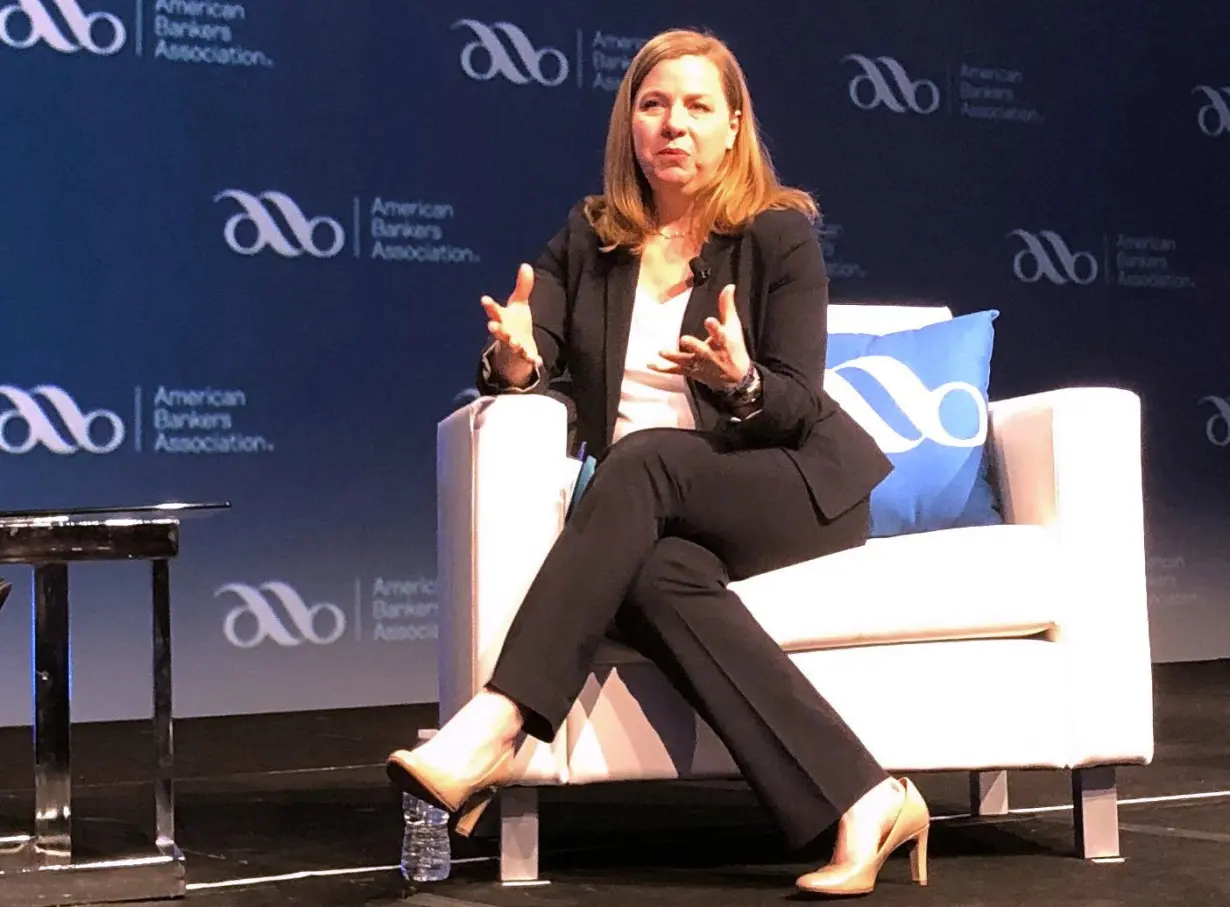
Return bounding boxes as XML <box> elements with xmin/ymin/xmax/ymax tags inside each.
<box><xmin>584</xmin><ymin>28</ymin><xmax>817</xmax><ymax>251</ymax></box>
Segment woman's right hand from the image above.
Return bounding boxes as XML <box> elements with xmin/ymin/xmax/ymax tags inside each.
<box><xmin>482</xmin><ymin>263</ymin><xmax>542</xmax><ymax>389</ymax></box>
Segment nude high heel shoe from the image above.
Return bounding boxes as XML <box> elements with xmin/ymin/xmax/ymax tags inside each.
<box><xmin>385</xmin><ymin>742</ymin><xmax>516</xmax><ymax>838</ymax></box>
<box><xmin>795</xmin><ymin>778</ymin><xmax>931</xmax><ymax>897</ymax></box>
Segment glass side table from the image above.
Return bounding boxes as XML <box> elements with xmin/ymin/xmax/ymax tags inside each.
<box><xmin>0</xmin><ymin>502</ymin><xmax>229</xmax><ymax>907</ymax></box>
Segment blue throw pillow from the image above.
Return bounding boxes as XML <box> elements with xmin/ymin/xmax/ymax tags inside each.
<box><xmin>824</xmin><ymin>311</ymin><xmax>1003</xmax><ymax>538</ymax></box>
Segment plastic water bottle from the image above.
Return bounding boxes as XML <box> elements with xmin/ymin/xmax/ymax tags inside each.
<box><xmin>401</xmin><ymin>793</ymin><xmax>451</xmax><ymax>882</ymax></box>
<box><xmin>400</xmin><ymin>729</ymin><xmax>451</xmax><ymax>883</ymax></box>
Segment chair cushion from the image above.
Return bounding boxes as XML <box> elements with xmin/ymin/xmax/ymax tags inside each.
<box><xmin>726</xmin><ymin>524</ymin><xmax>1060</xmax><ymax>652</ymax></box>
<box><xmin>826</xmin><ymin>311</ymin><xmax>1003</xmax><ymax>538</ymax></box>
<box><xmin>596</xmin><ymin>525</ymin><xmax>1062</xmax><ymax>665</ymax></box>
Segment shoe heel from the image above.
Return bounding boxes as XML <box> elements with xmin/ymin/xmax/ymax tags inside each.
<box><xmin>453</xmin><ymin>790</ymin><xmax>495</xmax><ymax>838</ymax></box>
<box><xmin>909</xmin><ymin>825</ymin><xmax>930</xmax><ymax>887</ymax></box>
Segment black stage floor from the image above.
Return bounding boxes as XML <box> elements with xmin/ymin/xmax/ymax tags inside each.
<box><xmin>2</xmin><ymin>661</ymin><xmax>1229</xmax><ymax>906</ymax></box>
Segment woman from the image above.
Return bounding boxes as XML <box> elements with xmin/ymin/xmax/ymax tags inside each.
<box><xmin>388</xmin><ymin>28</ymin><xmax>930</xmax><ymax>897</ymax></box>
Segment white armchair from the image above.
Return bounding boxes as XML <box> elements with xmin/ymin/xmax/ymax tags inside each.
<box><xmin>436</xmin><ymin>304</ymin><xmax>1154</xmax><ymax>883</ymax></box>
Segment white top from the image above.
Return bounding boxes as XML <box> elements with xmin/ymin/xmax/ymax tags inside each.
<box><xmin>611</xmin><ymin>285</ymin><xmax>698</xmax><ymax>445</ymax></box>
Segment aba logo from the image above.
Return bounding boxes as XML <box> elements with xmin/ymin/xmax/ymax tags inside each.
<box><xmin>219</xmin><ymin>581</ymin><xmax>347</xmax><ymax>649</ymax></box>
<box><xmin>842</xmin><ymin>54</ymin><xmax>939</xmax><ymax>114</ymax></box>
<box><xmin>0</xmin><ymin>385</ymin><xmax>124</xmax><ymax>454</ymax></box>
<box><xmin>452</xmin><ymin>19</ymin><xmax>568</xmax><ymax>86</ymax></box>
<box><xmin>1193</xmin><ymin>86</ymin><xmax>1230</xmax><ymax>137</ymax></box>
<box><xmin>824</xmin><ymin>357</ymin><xmax>987</xmax><ymax>454</ymax></box>
<box><xmin>215</xmin><ymin>190</ymin><xmax>345</xmax><ymax>259</ymax></box>
<box><xmin>0</xmin><ymin>0</ymin><xmax>125</xmax><ymax>54</ymax></box>
<box><xmin>1201</xmin><ymin>396</ymin><xmax>1230</xmax><ymax>447</ymax></box>
<box><xmin>1008</xmin><ymin>229</ymin><xmax>1098</xmax><ymax>285</ymax></box>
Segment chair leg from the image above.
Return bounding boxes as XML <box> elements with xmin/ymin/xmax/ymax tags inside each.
<box><xmin>968</xmin><ymin>770</ymin><xmax>1010</xmax><ymax>816</ymax></box>
<box><xmin>1072</xmin><ymin>766</ymin><xmax>1121</xmax><ymax>860</ymax></box>
<box><xmin>500</xmin><ymin>787</ymin><xmax>546</xmax><ymax>884</ymax></box>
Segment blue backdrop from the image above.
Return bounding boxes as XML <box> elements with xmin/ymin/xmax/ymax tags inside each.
<box><xmin>1</xmin><ymin>0</ymin><xmax>1226</xmax><ymax>724</ymax></box>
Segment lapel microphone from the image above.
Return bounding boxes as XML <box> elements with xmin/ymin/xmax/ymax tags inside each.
<box><xmin>688</xmin><ymin>256</ymin><xmax>711</xmax><ymax>285</ymax></box>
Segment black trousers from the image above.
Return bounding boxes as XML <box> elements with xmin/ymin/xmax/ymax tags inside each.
<box><xmin>487</xmin><ymin>428</ymin><xmax>887</xmax><ymax>849</ymax></box>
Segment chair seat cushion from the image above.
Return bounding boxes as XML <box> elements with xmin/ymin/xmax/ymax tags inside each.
<box><xmin>597</xmin><ymin>524</ymin><xmax>1062</xmax><ymax>666</ymax></box>
<box><xmin>732</xmin><ymin>523</ymin><xmax>1062</xmax><ymax>651</ymax></box>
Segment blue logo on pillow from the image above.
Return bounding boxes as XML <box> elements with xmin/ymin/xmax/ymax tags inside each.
<box><xmin>825</xmin><ymin>311</ymin><xmax>1003</xmax><ymax>537</ymax></box>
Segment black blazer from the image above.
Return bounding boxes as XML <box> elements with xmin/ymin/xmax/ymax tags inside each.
<box><xmin>477</xmin><ymin>202</ymin><xmax>892</xmax><ymax>520</ymax></box>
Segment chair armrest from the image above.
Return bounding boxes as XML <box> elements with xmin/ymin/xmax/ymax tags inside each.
<box><xmin>436</xmin><ymin>394</ymin><xmax>576</xmax><ymax>719</ymax></box>
<box><xmin>989</xmin><ymin>387</ymin><xmax>1153</xmax><ymax>765</ymax></box>
<box><xmin>988</xmin><ymin>386</ymin><xmax>1143</xmax><ymax>547</ymax></box>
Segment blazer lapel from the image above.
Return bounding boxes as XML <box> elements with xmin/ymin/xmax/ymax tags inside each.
<box><xmin>679</xmin><ymin>235</ymin><xmax>740</xmax><ymax>429</ymax></box>
<box><xmin>602</xmin><ymin>251</ymin><xmax>638</xmax><ymax>445</ymax></box>
<box><xmin>679</xmin><ymin>234</ymin><xmax>737</xmax><ymax>344</ymax></box>
<box><xmin>679</xmin><ymin>271</ymin><xmax>720</xmax><ymax>346</ymax></box>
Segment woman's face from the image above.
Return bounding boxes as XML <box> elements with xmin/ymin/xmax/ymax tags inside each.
<box><xmin>631</xmin><ymin>54</ymin><xmax>740</xmax><ymax>203</ymax></box>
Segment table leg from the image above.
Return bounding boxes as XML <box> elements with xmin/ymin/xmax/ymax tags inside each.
<box><xmin>33</xmin><ymin>563</ymin><xmax>71</xmax><ymax>864</ymax></box>
<box><xmin>151</xmin><ymin>559</ymin><xmax>174</xmax><ymax>850</ymax></box>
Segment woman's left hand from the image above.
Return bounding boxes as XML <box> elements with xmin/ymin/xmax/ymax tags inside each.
<box><xmin>651</xmin><ymin>284</ymin><xmax>753</xmax><ymax>391</ymax></box>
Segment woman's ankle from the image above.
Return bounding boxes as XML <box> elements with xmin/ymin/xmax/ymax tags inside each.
<box><xmin>844</xmin><ymin>777</ymin><xmax>903</xmax><ymax>823</ymax></box>
<box><xmin>474</xmin><ymin>688</ymin><xmax>525</xmax><ymax>743</ymax></box>
<box><xmin>877</xmin><ymin>777</ymin><xmax>904</xmax><ymax>799</ymax></box>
